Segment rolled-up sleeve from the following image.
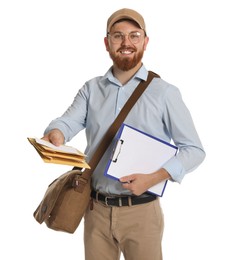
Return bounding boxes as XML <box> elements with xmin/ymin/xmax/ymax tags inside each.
<box><xmin>44</xmin><ymin>85</ymin><xmax>89</xmax><ymax>142</ymax></box>
<box><xmin>162</xmin><ymin>86</ymin><xmax>206</xmax><ymax>183</ymax></box>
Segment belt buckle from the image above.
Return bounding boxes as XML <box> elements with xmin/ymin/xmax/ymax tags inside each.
<box><xmin>105</xmin><ymin>196</ymin><xmax>123</xmax><ymax>207</ymax></box>
<box><xmin>104</xmin><ymin>196</ymin><xmax>111</xmax><ymax>206</ymax></box>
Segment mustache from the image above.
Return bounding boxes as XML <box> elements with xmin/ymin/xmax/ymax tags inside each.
<box><xmin>117</xmin><ymin>46</ymin><xmax>137</xmax><ymax>52</ymax></box>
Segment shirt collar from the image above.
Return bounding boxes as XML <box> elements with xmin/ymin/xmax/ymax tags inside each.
<box><xmin>101</xmin><ymin>64</ymin><xmax>148</xmax><ymax>86</ymax></box>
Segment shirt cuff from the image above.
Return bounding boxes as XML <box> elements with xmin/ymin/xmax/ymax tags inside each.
<box><xmin>162</xmin><ymin>156</ymin><xmax>185</xmax><ymax>183</ymax></box>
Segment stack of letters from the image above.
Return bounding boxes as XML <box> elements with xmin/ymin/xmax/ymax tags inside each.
<box><xmin>28</xmin><ymin>137</ymin><xmax>90</xmax><ymax>169</ymax></box>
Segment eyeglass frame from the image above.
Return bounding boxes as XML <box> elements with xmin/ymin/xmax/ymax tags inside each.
<box><xmin>107</xmin><ymin>31</ymin><xmax>146</xmax><ymax>44</ymax></box>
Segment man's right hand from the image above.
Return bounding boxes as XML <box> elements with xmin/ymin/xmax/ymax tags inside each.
<box><xmin>42</xmin><ymin>129</ymin><xmax>65</xmax><ymax>146</ymax></box>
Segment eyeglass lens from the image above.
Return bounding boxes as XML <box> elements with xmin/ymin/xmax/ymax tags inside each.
<box><xmin>109</xmin><ymin>32</ymin><xmax>141</xmax><ymax>44</ymax></box>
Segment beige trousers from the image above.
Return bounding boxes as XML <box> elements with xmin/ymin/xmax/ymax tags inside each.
<box><xmin>84</xmin><ymin>198</ymin><xmax>164</xmax><ymax>260</ymax></box>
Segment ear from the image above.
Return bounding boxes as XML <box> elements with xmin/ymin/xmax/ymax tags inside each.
<box><xmin>104</xmin><ymin>37</ymin><xmax>110</xmax><ymax>51</ymax></box>
<box><xmin>143</xmin><ymin>36</ymin><xmax>149</xmax><ymax>51</ymax></box>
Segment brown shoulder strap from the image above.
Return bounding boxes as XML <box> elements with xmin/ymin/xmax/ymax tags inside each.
<box><xmin>79</xmin><ymin>71</ymin><xmax>159</xmax><ymax>176</ymax></box>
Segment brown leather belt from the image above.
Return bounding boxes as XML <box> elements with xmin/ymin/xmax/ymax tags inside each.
<box><xmin>91</xmin><ymin>190</ymin><xmax>157</xmax><ymax>207</ymax></box>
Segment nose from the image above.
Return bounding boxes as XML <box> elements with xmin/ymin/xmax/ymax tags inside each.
<box><xmin>121</xmin><ymin>34</ymin><xmax>131</xmax><ymax>45</ymax></box>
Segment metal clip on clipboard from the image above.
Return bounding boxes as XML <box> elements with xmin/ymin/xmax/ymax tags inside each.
<box><xmin>112</xmin><ymin>139</ymin><xmax>124</xmax><ymax>163</ymax></box>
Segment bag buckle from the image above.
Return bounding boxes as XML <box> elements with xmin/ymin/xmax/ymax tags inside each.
<box><xmin>72</xmin><ymin>175</ymin><xmax>88</xmax><ymax>193</ymax></box>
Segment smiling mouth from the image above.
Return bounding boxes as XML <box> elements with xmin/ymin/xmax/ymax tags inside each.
<box><xmin>119</xmin><ymin>49</ymin><xmax>134</xmax><ymax>55</ymax></box>
<box><xmin>118</xmin><ymin>45</ymin><xmax>136</xmax><ymax>54</ymax></box>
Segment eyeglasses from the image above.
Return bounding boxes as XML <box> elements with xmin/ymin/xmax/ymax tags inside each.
<box><xmin>107</xmin><ymin>31</ymin><xmax>143</xmax><ymax>44</ymax></box>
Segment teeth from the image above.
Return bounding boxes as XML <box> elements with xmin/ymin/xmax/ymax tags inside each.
<box><xmin>121</xmin><ymin>50</ymin><xmax>132</xmax><ymax>54</ymax></box>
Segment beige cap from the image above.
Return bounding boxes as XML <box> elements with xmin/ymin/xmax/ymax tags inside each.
<box><xmin>107</xmin><ymin>8</ymin><xmax>146</xmax><ymax>33</ymax></box>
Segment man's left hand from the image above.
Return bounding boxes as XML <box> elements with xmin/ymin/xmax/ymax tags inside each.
<box><xmin>120</xmin><ymin>173</ymin><xmax>154</xmax><ymax>196</ymax></box>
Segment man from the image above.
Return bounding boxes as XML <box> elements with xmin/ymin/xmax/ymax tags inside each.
<box><xmin>42</xmin><ymin>8</ymin><xmax>205</xmax><ymax>260</ymax></box>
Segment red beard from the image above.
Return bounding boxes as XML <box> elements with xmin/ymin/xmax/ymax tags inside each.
<box><xmin>109</xmin><ymin>46</ymin><xmax>144</xmax><ymax>71</ymax></box>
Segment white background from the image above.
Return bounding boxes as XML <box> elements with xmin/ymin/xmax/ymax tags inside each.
<box><xmin>1</xmin><ymin>0</ymin><xmax>232</xmax><ymax>259</ymax></box>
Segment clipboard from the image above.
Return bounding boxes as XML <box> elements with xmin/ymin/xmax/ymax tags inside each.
<box><xmin>104</xmin><ymin>124</ymin><xmax>178</xmax><ymax>196</ymax></box>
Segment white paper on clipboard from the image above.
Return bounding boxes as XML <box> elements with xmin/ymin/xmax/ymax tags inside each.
<box><xmin>104</xmin><ymin>124</ymin><xmax>178</xmax><ymax>196</ymax></box>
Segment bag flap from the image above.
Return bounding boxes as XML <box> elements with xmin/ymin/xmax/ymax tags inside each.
<box><xmin>33</xmin><ymin>169</ymin><xmax>81</xmax><ymax>224</ymax></box>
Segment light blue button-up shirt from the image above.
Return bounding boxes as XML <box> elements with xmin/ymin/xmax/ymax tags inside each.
<box><xmin>45</xmin><ymin>65</ymin><xmax>205</xmax><ymax>195</ymax></box>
